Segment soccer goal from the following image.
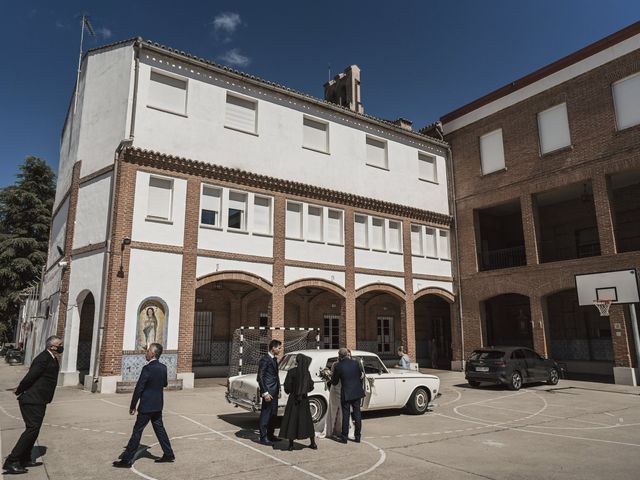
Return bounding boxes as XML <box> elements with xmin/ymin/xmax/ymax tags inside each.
<box><xmin>228</xmin><ymin>326</ymin><xmax>319</xmax><ymax>376</ymax></box>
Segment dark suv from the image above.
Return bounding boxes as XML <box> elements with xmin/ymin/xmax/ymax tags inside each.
<box><xmin>465</xmin><ymin>346</ymin><xmax>560</xmax><ymax>390</ymax></box>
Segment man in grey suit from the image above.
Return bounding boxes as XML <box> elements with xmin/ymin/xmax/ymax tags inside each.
<box><xmin>3</xmin><ymin>335</ymin><xmax>62</xmax><ymax>475</ymax></box>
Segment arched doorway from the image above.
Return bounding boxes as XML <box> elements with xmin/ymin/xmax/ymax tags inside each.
<box><xmin>76</xmin><ymin>292</ymin><xmax>95</xmax><ymax>384</ymax></box>
<box><xmin>414</xmin><ymin>292</ymin><xmax>453</xmax><ymax>369</ymax></box>
<box><xmin>482</xmin><ymin>293</ymin><xmax>533</xmax><ymax>348</ymax></box>
<box><xmin>356</xmin><ymin>286</ymin><xmax>404</xmax><ymax>361</ymax></box>
<box><xmin>194</xmin><ymin>276</ymin><xmax>271</xmax><ymax>377</ymax></box>
<box><xmin>546</xmin><ymin>289</ymin><xmax>613</xmax><ymax>380</ymax></box>
<box><xmin>285</xmin><ymin>282</ymin><xmax>345</xmax><ymax>349</ymax></box>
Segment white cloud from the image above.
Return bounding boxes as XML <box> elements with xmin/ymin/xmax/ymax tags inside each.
<box><xmin>96</xmin><ymin>27</ymin><xmax>112</xmax><ymax>39</ymax></box>
<box><xmin>219</xmin><ymin>48</ymin><xmax>250</xmax><ymax>68</ymax></box>
<box><xmin>212</xmin><ymin>12</ymin><xmax>242</xmax><ymax>35</ymax></box>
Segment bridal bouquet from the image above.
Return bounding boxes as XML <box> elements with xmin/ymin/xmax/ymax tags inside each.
<box><xmin>318</xmin><ymin>367</ymin><xmax>332</xmax><ymax>383</ymax></box>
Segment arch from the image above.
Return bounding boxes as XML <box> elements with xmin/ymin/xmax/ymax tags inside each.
<box><xmin>414</xmin><ymin>287</ymin><xmax>455</xmax><ymax>304</ymax></box>
<box><xmin>284</xmin><ymin>278</ymin><xmax>346</xmax><ymax>297</ymax></box>
<box><xmin>75</xmin><ymin>289</ymin><xmax>93</xmax><ymax>307</ymax></box>
<box><xmin>478</xmin><ymin>290</ymin><xmax>531</xmax><ymax>303</ymax></box>
<box><xmin>355</xmin><ymin>283</ymin><xmax>405</xmax><ymax>301</ymax></box>
<box><xmin>136</xmin><ymin>296</ymin><xmax>170</xmax><ymax>351</ymax></box>
<box><xmin>196</xmin><ymin>270</ymin><xmax>273</xmax><ymax>293</ymax></box>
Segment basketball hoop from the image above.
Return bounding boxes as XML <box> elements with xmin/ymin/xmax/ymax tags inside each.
<box><xmin>593</xmin><ymin>300</ymin><xmax>613</xmax><ymax>317</ymax></box>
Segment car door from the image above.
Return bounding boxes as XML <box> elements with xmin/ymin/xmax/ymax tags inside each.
<box><xmin>358</xmin><ymin>355</ymin><xmax>396</xmax><ymax>408</ymax></box>
<box><xmin>523</xmin><ymin>349</ymin><xmax>547</xmax><ymax>381</ymax></box>
<box><xmin>510</xmin><ymin>349</ymin><xmax>527</xmax><ymax>379</ymax></box>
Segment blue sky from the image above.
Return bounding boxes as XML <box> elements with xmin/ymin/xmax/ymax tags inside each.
<box><xmin>1</xmin><ymin>1</ymin><xmax>639</xmax><ymax>188</ymax></box>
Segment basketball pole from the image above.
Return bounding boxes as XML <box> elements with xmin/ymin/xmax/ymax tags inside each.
<box><xmin>629</xmin><ymin>304</ymin><xmax>640</xmax><ymax>373</ymax></box>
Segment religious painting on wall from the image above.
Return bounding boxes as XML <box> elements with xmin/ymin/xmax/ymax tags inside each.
<box><xmin>137</xmin><ymin>300</ymin><xmax>167</xmax><ymax>350</ymax></box>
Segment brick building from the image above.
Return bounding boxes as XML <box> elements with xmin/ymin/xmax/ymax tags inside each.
<box><xmin>36</xmin><ymin>39</ymin><xmax>456</xmax><ymax>393</ymax></box>
<box><xmin>442</xmin><ymin>22</ymin><xmax>640</xmax><ymax>384</ymax></box>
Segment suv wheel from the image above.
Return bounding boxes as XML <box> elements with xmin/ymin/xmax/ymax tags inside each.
<box><xmin>547</xmin><ymin>368</ymin><xmax>559</xmax><ymax>385</ymax></box>
<box><xmin>508</xmin><ymin>371</ymin><xmax>522</xmax><ymax>391</ymax></box>
<box><xmin>468</xmin><ymin>380</ymin><xmax>480</xmax><ymax>388</ymax></box>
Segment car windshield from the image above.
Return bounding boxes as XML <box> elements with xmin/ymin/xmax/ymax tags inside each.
<box><xmin>469</xmin><ymin>350</ymin><xmax>505</xmax><ymax>360</ymax></box>
<box><xmin>278</xmin><ymin>354</ymin><xmax>298</xmax><ymax>371</ymax></box>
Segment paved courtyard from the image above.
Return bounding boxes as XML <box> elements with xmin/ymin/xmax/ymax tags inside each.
<box><xmin>2</xmin><ymin>362</ymin><xmax>640</xmax><ymax>479</ymax></box>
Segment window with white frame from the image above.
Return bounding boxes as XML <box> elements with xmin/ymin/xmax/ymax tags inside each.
<box><xmin>418</xmin><ymin>152</ymin><xmax>438</xmax><ymax>183</ymax></box>
<box><xmin>538</xmin><ymin>103</ymin><xmax>571</xmax><ymax>154</ymax></box>
<box><xmin>366</xmin><ymin>136</ymin><xmax>388</xmax><ymax>169</ymax></box>
<box><xmin>425</xmin><ymin>227</ymin><xmax>437</xmax><ymax>258</ymax></box>
<box><xmin>410</xmin><ymin>224</ymin><xmax>423</xmax><ymax>255</ymax></box>
<box><xmin>479</xmin><ymin>129</ymin><xmax>505</xmax><ymax>175</ymax></box>
<box><xmin>200</xmin><ymin>185</ymin><xmax>221</xmax><ymax>227</ymax></box>
<box><xmin>227</xmin><ymin>191</ymin><xmax>247</xmax><ymax>230</ymax></box>
<box><xmin>388</xmin><ymin>220</ymin><xmax>402</xmax><ymax>253</ymax></box>
<box><xmin>303</xmin><ymin>117</ymin><xmax>329</xmax><ymax>153</ymax></box>
<box><xmin>253</xmin><ymin>195</ymin><xmax>272</xmax><ymax>235</ymax></box>
<box><xmin>225</xmin><ymin>93</ymin><xmax>257</xmax><ymax>133</ymax></box>
<box><xmin>371</xmin><ymin>217</ymin><xmax>386</xmax><ymax>250</ymax></box>
<box><xmin>354</xmin><ymin>214</ymin><xmax>368</xmax><ymax>248</ymax></box>
<box><xmin>147</xmin><ymin>176</ymin><xmax>173</xmax><ymax>221</ymax></box>
<box><xmin>307</xmin><ymin>205</ymin><xmax>323</xmax><ymax>242</ymax></box>
<box><xmin>612</xmin><ymin>72</ymin><xmax>640</xmax><ymax>130</ymax></box>
<box><xmin>439</xmin><ymin>229</ymin><xmax>451</xmax><ymax>259</ymax></box>
<box><xmin>327</xmin><ymin>209</ymin><xmax>343</xmax><ymax>245</ymax></box>
<box><xmin>148</xmin><ymin>71</ymin><xmax>187</xmax><ymax>115</ymax></box>
<box><xmin>286</xmin><ymin>202</ymin><xmax>303</xmax><ymax>239</ymax></box>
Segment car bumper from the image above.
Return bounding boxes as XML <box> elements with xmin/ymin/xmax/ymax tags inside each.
<box><xmin>225</xmin><ymin>391</ymin><xmax>261</xmax><ymax>412</ymax></box>
<box><xmin>465</xmin><ymin>371</ymin><xmax>509</xmax><ymax>384</ymax></box>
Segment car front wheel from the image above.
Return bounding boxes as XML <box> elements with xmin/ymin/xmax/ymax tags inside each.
<box><xmin>547</xmin><ymin>368</ymin><xmax>559</xmax><ymax>385</ymax></box>
<box><xmin>468</xmin><ymin>380</ymin><xmax>480</xmax><ymax>388</ymax></box>
<box><xmin>508</xmin><ymin>371</ymin><xmax>522</xmax><ymax>391</ymax></box>
<box><xmin>308</xmin><ymin>396</ymin><xmax>326</xmax><ymax>423</ymax></box>
<box><xmin>406</xmin><ymin>387</ymin><xmax>430</xmax><ymax>415</ymax></box>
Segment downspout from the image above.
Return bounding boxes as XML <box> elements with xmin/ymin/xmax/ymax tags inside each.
<box><xmin>91</xmin><ymin>40</ymin><xmax>140</xmax><ymax>390</ymax></box>
<box><xmin>445</xmin><ymin>144</ymin><xmax>465</xmax><ymax>369</ymax></box>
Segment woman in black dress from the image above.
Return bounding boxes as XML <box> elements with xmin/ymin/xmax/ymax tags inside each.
<box><xmin>280</xmin><ymin>353</ymin><xmax>317</xmax><ymax>451</ymax></box>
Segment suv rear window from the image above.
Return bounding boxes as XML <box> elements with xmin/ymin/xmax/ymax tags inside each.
<box><xmin>469</xmin><ymin>350</ymin><xmax>505</xmax><ymax>360</ymax></box>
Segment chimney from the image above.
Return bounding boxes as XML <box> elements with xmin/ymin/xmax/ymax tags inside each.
<box><xmin>392</xmin><ymin>118</ymin><xmax>413</xmax><ymax>131</ymax></box>
<box><xmin>324</xmin><ymin>65</ymin><xmax>363</xmax><ymax>113</ymax></box>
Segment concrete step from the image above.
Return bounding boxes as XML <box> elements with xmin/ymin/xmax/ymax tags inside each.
<box><xmin>116</xmin><ymin>378</ymin><xmax>183</xmax><ymax>393</ymax></box>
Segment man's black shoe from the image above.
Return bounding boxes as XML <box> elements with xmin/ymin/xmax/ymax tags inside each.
<box><xmin>337</xmin><ymin>436</ymin><xmax>348</xmax><ymax>444</ymax></box>
<box><xmin>259</xmin><ymin>439</ymin><xmax>274</xmax><ymax>446</ymax></box>
<box><xmin>3</xmin><ymin>462</ymin><xmax>28</xmax><ymax>474</ymax></box>
<box><xmin>20</xmin><ymin>461</ymin><xmax>43</xmax><ymax>468</ymax></box>
<box><xmin>154</xmin><ymin>455</ymin><xmax>175</xmax><ymax>463</ymax></box>
<box><xmin>267</xmin><ymin>436</ymin><xmax>282</xmax><ymax>442</ymax></box>
<box><xmin>112</xmin><ymin>460</ymin><xmax>132</xmax><ymax>468</ymax></box>
<box><xmin>354</xmin><ymin>438</ymin><xmax>361</xmax><ymax>443</ymax></box>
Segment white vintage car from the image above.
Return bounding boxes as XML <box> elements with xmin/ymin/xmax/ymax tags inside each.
<box><xmin>225</xmin><ymin>349</ymin><xmax>440</xmax><ymax>422</ymax></box>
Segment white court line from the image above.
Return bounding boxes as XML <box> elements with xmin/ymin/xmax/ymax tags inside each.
<box><xmin>438</xmin><ymin>388</ymin><xmax>463</xmax><ymax>406</ymax></box>
<box><xmin>477</xmin><ymin>403</ymin><xmax>613</xmax><ymax>427</ymax></box>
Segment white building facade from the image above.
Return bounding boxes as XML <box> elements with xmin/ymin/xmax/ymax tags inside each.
<box><xmin>41</xmin><ymin>39</ymin><xmax>456</xmax><ymax>393</ymax></box>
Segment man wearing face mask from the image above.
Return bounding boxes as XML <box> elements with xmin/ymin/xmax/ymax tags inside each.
<box><xmin>2</xmin><ymin>335</ymin><xmax>63</xmax><ymax>475</ymax></box>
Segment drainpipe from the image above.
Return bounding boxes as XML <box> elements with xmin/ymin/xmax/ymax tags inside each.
<box><xmin>445</xmin><ymin>144</ymin><xmax>465</xmax><ymax>369</ymax></box>
<box><xmin>91</xmin><ymin>40</ymin><xmax>140</xmax><ymax>390</ymax></box>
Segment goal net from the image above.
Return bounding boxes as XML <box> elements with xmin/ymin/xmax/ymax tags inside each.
<box><xmin>228</xmin><ymin>327</ymin><xmax>319</xmax><ymax>376</ymax></box>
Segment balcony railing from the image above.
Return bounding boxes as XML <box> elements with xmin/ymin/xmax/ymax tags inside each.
<box><xmin>480</xmin><ymin>245</ymin><xmax>526</xmax><ymax>271</ymax></box>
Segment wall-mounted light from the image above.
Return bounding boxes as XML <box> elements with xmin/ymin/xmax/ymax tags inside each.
<box><xmin>117</xmin><ymin>236</ymin><xmax>132</xmax><ymax>278</ymax></box>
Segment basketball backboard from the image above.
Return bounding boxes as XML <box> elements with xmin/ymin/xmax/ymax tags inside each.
<box><xmin>575</xmin><ymin>269</ymin><xmax>639</xmax><ymax>306</ymax></box>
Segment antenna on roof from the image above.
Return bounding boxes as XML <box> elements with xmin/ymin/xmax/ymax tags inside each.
<box><xmin>328</xmin><ymin>63</ymin><xmax>331</xmax><ymax>82</ymax></box>
<box><xmin>74</xmin><ymin>14</ymin><xmax>96</xmax><ymax>115</ymax></box>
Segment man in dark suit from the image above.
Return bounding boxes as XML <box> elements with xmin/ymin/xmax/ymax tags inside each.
<box><xmin>3</xmin><ymin>335</ymin><xmax>62</xmax><ymax>475</ymax></box>
<box><xmin>331</xmin><ymin>347</ymin><xmax>365</xmax><ymax>443</ymax></box>
<box><xmin>113</xmin><ymin>343</ymin><xmax>175</xmax><ymax>468</ymax></box>
<box><xmin>256</xmin><ymin>339</ymin><xmax>282</xmax><ymax>445</ymax></box>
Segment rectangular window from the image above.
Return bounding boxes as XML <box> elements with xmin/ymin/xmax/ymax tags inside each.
<box><xmin>147</xmin><ymin>176</ymin><xmax>173</xmax><ymax>220</ymax></box>
<box><xmin>148</xmin><ymin>71</ymin><xmax>187</xmax><ymax>115</ymax></box>
<box><xmin>307</xmin><ymin>205</ymin><xmax>323</xmax><ymax>242</ymax></box>
<box><xmin>538</xmin><ymin>103</ymin><xmax>571</xmax><ymax>154</ymax></box>
<box><xmin>388</xmin><ymin>220</ymin><xmax>401</xmax><ymax>253</ymax></box>
<box><xmin>253</xmin><ymin>195</ymin><xmax>272</xmax><ymax>235</ymax></box>
<box><xmin>286</xmin><ymin>202</ymin><xmax>303</xmax><ymax>239</ymax></box>
<box><xmin>377</xmin><ymin>316</ymin><xmax>394</xmax><ymax>353</ymax></box>
<box><xmin>479</xmin><ymin>129</ymin><xmax>505</xmax><ymax>175</ymax></box>
<box><xmin>371</xmin><ymin>217</ymin><xmax>385</xmax><ymax>250</ymax></box>
<box><xmin>418</xmin><ymin>152</ymin><xmax>438</xmax><ymax>183</ymax></box>
<box><xmin>612</xmin><ymin>72</ymin><xmax>640</xmax><ymax>130</ymax></box>
<box><xmin>225</xmin><ymin>93</ymin><xmax>257</xmax><ymax>133</ymax></box>
<box><xmin>366</xmin><ymin>136</ymin><xmax>388</xmax><ymax>169</ymax></box>
<box><xmin>438</xmin><ymin>229</ymin><xmax>451</xmax><ymax>259</ymax></box>
<box><xmin>354</xmin><ymin>214</ymin><xmax>368</xmax><ymax>248</ymax></box>
<box><xmin>200</xmin><ymin>185</ymin><xmax>221</xmax><ymax>227</ymax></box>
<box><xmin>227</xmin><ymin>191</ymin><xmax>247</xmax><ymax>230</ymax></box>
<box><xmin>327</xmin><ymin>209</ymin><xmax>343</xmax><ymax>245</ymax></box>
<box><xmin>303</xmin><ymin>117</ymin><xmax>329</xmax><ymax>153</ymax></box>
<box><xmin>411</xmin><ymin>224</ymin><xmax>423</xmax><ymax>255</ymax></box>
<box><xmin>323</xmin><ymin>315</ymin><xmax>340</xmax><ymax>349</ymax></box>
<box><xmin>425</xmin><ymin>227</ymin><xmax>437</xmax><ymax>258</ymax></box>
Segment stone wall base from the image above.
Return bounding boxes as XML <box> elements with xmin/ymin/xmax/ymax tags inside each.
<box><xmin>97</xmin><ymin>375</ymin><xmax>122</xmax><ymax>394</ymax></box>
<box><xmin>178</xmin><ymin>372</ymin><xmax>195</xmax><ymax>389</ymax></box>
<box><xmin>58</xmin><ymin>371</ymin><xmax>79</xmax><ymax>387</ymax></box>
<box><xmin>613</xmin><ymin>367</ymin><xmax>638</xmax><ymax>386</ymax></box>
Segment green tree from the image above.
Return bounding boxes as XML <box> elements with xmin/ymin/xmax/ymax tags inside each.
<box><xmin>0</xmin><ymin>157</ymin><xmax>56</xmax><ymax>340</ymax></box>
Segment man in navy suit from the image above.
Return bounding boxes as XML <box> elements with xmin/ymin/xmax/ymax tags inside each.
<box><xmin>331</xmin><ymin>348</ymin><xmax>365</xmax><ymax>443</ymax></box>
<box><xmin>113</xmin><ymin>343</ymin><xmax>175</xmax><ymax>468</ymax></box>
<box><xmin>257</xmin><ymin>339</ymin><xmax>282</xmax><ymax>445</ymax></box>
<box><xmin>3</xmin><ymin>335</ymin><xmax>62</xmax><ymax>475</ymax></box>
